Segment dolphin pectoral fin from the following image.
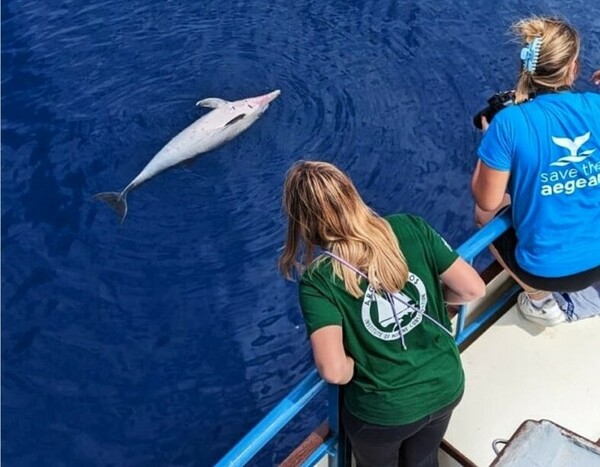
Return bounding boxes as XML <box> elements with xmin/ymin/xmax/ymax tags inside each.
<box><xmin>196</xmin><ymin>98</ymin><xmax>228</xmax><ymax>108</ymax></box>
<box><xmin>94</xmin><ymin>191</ymin><xmax>129</xmax><ymax>223</ymax></box>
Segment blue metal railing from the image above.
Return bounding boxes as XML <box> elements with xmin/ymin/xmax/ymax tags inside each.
<box><xmin>455</xmin><ymin>210</ymin><xmax>512</xmax><ymax>262</ymax></box>
<box><xmin>454</xmin><ymin>209</ymin><xmax>513</xmax><ymax>341</ymax></box>
<box><xmin>216</xmin><ymin>209</ymin><xmax>516</xmax><ymax>467</ymax></box>
<box><xmin>216</xmin><ymin>369</ymin><xmax>326</xmax><ymax>466</ymax></box>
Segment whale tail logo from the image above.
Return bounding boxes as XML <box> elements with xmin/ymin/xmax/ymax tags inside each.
<box><xmin>550</xmin><ymin>131</ymin><xmax>596</xmax><ymax>166</ymax></box>
<box><xmin>94</xmin><ymin>191</ymin><xmax>129</xmax><ymax>223</ymax></box>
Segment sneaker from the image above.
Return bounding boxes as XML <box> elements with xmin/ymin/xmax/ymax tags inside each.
<box><xmin>517</xmin><ymin>293</ymin><xmax>566</xmax><ymax>326</ymax></box>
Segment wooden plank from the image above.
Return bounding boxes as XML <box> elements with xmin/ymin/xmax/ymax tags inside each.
<box><xmin>280</xmin><ymin>421</ymin><xmax>330</xmax><ymax>467</ymax></box>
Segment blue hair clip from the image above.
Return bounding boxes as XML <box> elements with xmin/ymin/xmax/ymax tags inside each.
<box><xmin>520</xmin><ymin>37</ymin><xmax>543</xmax><ymax>73</ymax></box>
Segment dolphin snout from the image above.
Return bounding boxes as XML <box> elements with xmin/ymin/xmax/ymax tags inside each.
<box><xmin>257</xmin><ymin>89</ymin><xmax>281</xmax><ymax>105</ymax></box>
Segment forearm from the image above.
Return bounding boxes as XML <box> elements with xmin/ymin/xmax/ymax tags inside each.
<box><xmin>474</xmin><ymin>203</ymin><xmax>497</xmax><ymax>228</ymax></box>
<box><xmin>474</xmin><ymin>194</ymin><xmax>512</xmax><ymax>227</ymax></box>
<box><xmin>317</xmin><ymin>355</ymin><xmax>355</xmax><ymax>385</ymax></box>
<box><xmin>441</xmin><ymin>258</ymin><xmax>486</xmax><ymax>305</ymax></box>
<box><xmin>443</xmin><ymin>284</ymin><xmax>478</xmax><ymax>305</ymax></box>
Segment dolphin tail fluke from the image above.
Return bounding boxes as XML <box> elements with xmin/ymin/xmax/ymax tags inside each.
<box><xmin>94</xmin><ymin>191</ymin><xmax>129</xmax><ymax>223</ymax></box>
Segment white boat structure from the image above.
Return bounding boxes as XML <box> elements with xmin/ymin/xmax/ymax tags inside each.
<box><xmin>217</xmin><ymin>210</ymin><xmax>600</xmax><ymax>466</ymax></box>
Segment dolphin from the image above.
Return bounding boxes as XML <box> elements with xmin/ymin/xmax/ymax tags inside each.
<box><xmin>94</xmin><ymin>89</ymin><xmax>281</xmax><ymax>222</ymax></box>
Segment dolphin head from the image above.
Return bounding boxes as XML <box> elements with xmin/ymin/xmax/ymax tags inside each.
<box><xmin>207</xmin><ymin>90</ymin><xmax>280</xmax><ymax>139</ymax></box>
<box><xmin>257</xmin><ymin>89</ymin><xmax>281</xmax><ymax>105</ymax></box>
<box><xmin>241</xmin><ymin>89</ymin><xmax>281</xmax><ymax>115</ymax></box>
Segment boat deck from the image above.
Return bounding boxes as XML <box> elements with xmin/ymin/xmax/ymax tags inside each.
<box><xmin>444</xmin><ymin>297</ymin><xmax>600</xmax><ymax>466</ymax></box>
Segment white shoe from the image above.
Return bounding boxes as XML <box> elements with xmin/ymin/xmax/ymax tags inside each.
<box><xmin>517</xmin><ymin>293</ymin><xmax>566</xmax><ymax>326</ymax></box>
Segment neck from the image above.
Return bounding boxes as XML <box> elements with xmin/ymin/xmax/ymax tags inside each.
<box><xmin>531</xmin><ymin>84</ymin><xmax>572</xmax><ymax>98</ymax></box>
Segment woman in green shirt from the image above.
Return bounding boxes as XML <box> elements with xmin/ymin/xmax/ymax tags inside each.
<box><xmin>279</xmin><ymin>161</ymin><xmax>485</xmax><ymax>467</ymax></box>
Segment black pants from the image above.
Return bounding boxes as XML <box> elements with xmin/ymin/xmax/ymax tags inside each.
<box><xmin>341</xmin><ymin>397</ymin><xmax>461</xmax><ymax>467</ymax></box>
<box><xmin>492</xmin><ymin>225</ymin><xmax>600</xmax><ymax>292</ymax></box>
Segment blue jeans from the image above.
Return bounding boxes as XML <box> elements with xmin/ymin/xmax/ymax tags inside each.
<box><xmin>341</xmin><ymin>396</ymin><xmax>461</xmax><ymax>467</ymax></box>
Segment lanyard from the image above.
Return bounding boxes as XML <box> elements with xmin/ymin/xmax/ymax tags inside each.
<box><xmin>322</xmin><ymin>251</ymin><xmax>453</xmax><ymax>350</ymax></box>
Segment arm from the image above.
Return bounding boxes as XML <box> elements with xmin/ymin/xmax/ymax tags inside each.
<box><xmin>309</xmin><ymin>325</ymin><xmax>354</xmax><ymax>385</ymax></box>
<box><xmin>593</xmin><ymin>70</ymin><xmax>600</xmax><ymax>86</ymax></box>
<box><xmin>471</xmin><ymin>159</ymin><xmax>511</xmax><ymax>211</ymax></box>
<box><xmin>440</xmin><ymin>257</ymin><xmax>486</xmax><ymax>305</ymax></box>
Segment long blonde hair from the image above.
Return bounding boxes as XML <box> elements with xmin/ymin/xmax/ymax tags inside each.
<box><xmin>513</xmin><ymin>16</ymin><xmax>580</xmax><ymax>103</ymax></box>
<box><xmin>279</xmin><ymin>161</ymin><xmax>408</xmax><ymax>298</ymax></box>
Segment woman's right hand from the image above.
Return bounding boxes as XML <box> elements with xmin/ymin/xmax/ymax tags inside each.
<box><xmin>593</xmin><ymin>70</ymin><xmax>600</xmax><ymax>86</ymax></box>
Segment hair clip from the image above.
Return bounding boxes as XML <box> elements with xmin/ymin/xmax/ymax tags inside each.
<box><xmin>520</xmin><ymin>37</ymin><xmax>543</xmax><ymax>73</ymax></box>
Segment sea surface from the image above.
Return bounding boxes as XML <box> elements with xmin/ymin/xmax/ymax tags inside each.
<box><xmin>2</xmin><ymin>0</ymin><xmax>599</xmax><ymax>465</ymax></box>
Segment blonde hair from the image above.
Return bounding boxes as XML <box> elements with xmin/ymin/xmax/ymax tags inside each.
<box><xmin>279</xmin><ymin>161</ymin><xmax>408</xmax><ymax>298</ymax></box>
<box><xmin>513</xmin><ymin>16</ymin><xmax>580</xmax><ymax>103</ymax></box>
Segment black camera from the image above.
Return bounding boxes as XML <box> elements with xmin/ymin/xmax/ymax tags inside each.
<box><xmin>473</xmin><ymin>90</ymin><xmax>516</xmax><ymax>129</ymax></box>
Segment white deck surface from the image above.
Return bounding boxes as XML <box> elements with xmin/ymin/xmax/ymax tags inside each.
<box><xmin>444</xmin><ymin>306</ymin><xmax>600</xmax><ymax>466</ymax></box>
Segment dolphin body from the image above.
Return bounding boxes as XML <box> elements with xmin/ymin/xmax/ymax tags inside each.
<box><xmin>94</xmin><ymin>89</ymin><xmax>281</xmax><ymax>222</ymax></box>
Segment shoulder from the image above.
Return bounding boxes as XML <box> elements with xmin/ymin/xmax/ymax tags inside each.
<box><xmin>300</xmin><ymin>257</ymin><xmax>330</xmax><ymax>284</ymax></box>
<box><xmin>578</xmin><ymin>91</ymin><xmax>600</xmax><ymax>106</ymax></box>
<box><xmin>300</xmin><ymin>256</ymin><xmax>339</xmax><ymax>295</ymax></box>
<box><xmin>571</xmin><ymin>91</ymin><xmax>599</xmax><ymax>99</ymax></box>
<box><xmin>387</xmin><ymin>214</ymin><xmax>458</xmax><ymax>272</ymax></box>
<box><xmin>531</xmin><ymin>91</ymin><xmax>600</xmax><ymax>108</ymax></box>
<box><xmin>481</xmin><ymin>104</ymin><xmax>526</xmax><ymax>147</ymax></box>
<box><xmin>491</xmin><ymin>103</ymin><xmax>526</xmax><ymax>128</ymax></box>
<box><xmin>385</xmin><ymin>213</ymin><xmax>428</xmax><ymax>233</ymax></box>
<box><xmin>385</xmin><ymin>214</ymin><xmax>437</xmax><ymax>242</ymax></box>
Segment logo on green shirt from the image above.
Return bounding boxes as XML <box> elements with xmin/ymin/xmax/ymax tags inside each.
<box><xmin>360</xmin><ymin>272</ymin><xmax>427</xmax><ymax>341</ymax></box>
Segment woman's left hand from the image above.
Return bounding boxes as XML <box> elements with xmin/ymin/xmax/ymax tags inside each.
<box><xmin>593</xmin><ymin>70</ymin><xmax>600</xmax><ymax>86</ymax></box>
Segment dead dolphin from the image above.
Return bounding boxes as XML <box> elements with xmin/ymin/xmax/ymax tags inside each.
<box><xmin>94</xmin><ymin>89</ymin><xmax>281</xmax><ymax>222</ymax></box>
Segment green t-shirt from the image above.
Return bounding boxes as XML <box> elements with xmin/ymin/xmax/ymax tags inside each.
<box><xmin>299</xmin><ymin>214</ymin><xmax>464</xmax><ymax>425</ymax></box>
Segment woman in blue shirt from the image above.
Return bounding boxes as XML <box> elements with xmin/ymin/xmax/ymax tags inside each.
<box><xmin>471</xmin><ymin>16</ymin><xmax>600</xmax><ymax>326</ymax></box>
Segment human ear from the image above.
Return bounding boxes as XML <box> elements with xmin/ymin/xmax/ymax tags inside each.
<box><xmin>568</xmin><ymin>58</ymin><xmax>580</xmax><ymax>84</ymax></box>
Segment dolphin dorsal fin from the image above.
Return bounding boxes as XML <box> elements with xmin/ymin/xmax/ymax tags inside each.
<box><xmin>196</xmin><ymin>98</ymin><xmax>229</xmax><ymax>108</ymax></box>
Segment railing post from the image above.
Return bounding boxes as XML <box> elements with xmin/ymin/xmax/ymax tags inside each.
<box><xmin>455</xmin><ymin>258</ymin><xmax>473</xmax><ymax>341</ymax></box>
<box><xmin>328</xmin><ymin>384</ymin><xmax>340</xmax><ymax>467</ymax></box>
<box><xmin>328</xmin><ymin>384</ymin><xmax>339</xmax><ymax>435</ymax></box>
<box><xmin>326</xmin><ymin>384</ymin><xmax>351</xmax><ymax>467</ymax></box>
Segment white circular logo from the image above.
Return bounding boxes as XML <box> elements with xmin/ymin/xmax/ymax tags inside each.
<box><xmin>360</xmin><ymin>273</ymin><xmax>427</xmax><ymax>341</ymax></box>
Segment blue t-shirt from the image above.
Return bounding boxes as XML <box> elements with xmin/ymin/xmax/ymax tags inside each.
<box><xmin>478</xmin><ymin>91</ymin><xmax>600</xmax><ymax>277</ymax></box>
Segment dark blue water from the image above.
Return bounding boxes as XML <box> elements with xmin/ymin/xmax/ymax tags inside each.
<box><xmin>3</xmin><ymin>0</ymin><xmax>599</xmax><ymax>465</ymax></box>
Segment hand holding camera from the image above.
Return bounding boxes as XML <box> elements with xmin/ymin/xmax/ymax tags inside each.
<box><xmin>473</xmin><ymin>90</ymin><xmax>516</xmax><ymax>130</ymax></box>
